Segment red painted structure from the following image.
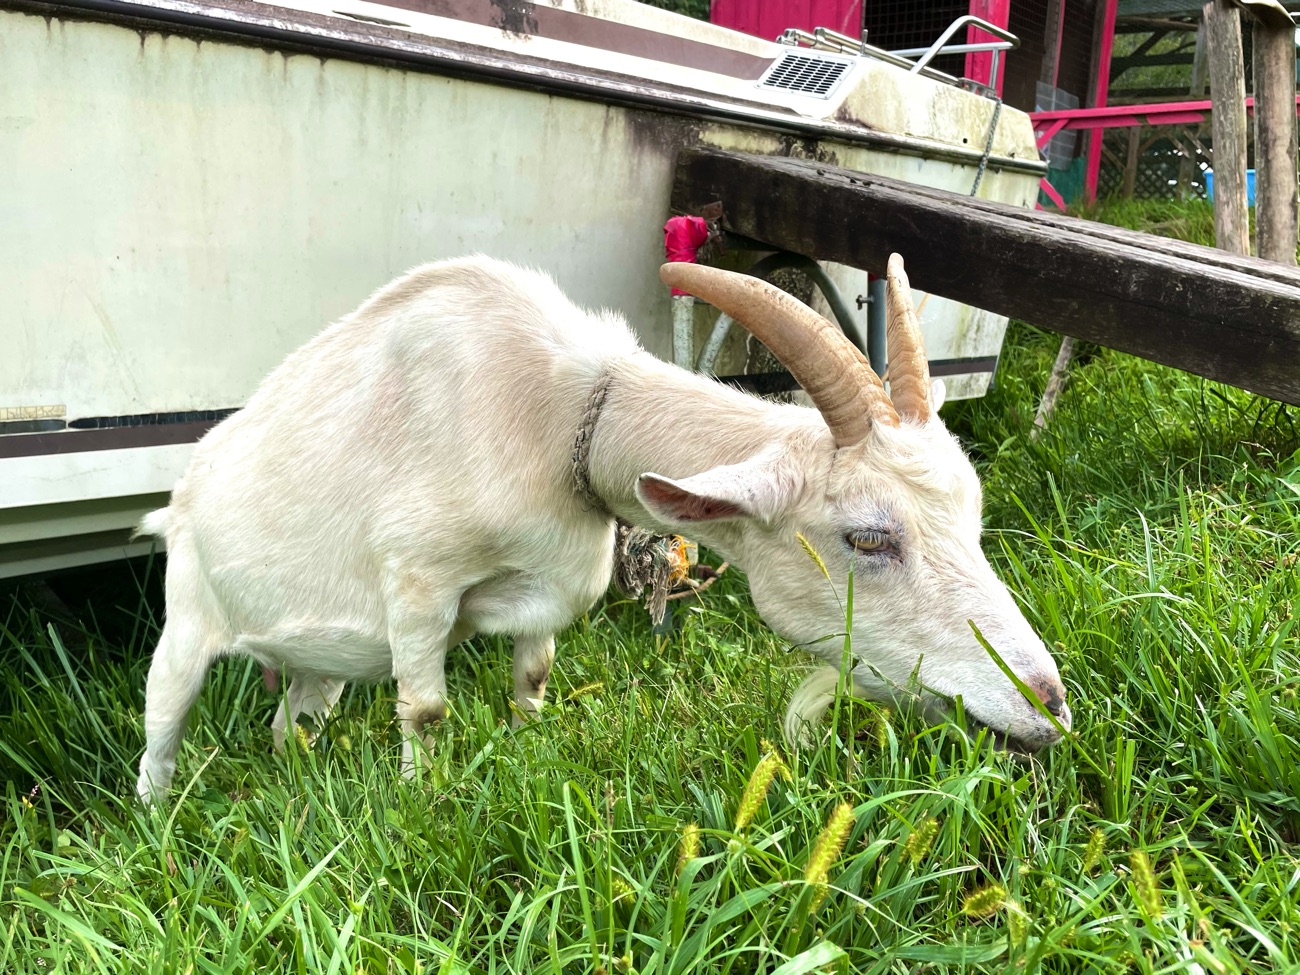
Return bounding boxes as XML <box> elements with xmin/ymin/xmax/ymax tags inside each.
<box><xmin>709</xmin><ymin>0</ymin><xmax>862</xmax><ymax>40</ymax></box>
<box><xmin>1082</xmin><ymin>0</ymin><xmax>1119</xmax><ymax>203</ymax></box>
<box><xmin>965</xmin><ymin>0</ymin><xmax>1010</xmax><ymax>94</ymax></box>
<box><xmin>1032</xmin><ymin>95</ymin><xmax>1300</xmax><ymax>208</ymax></box>
<box><xmin>715</xmin><ymin>0</ymin><xmax>1212</xmax><ymax>209</ymax></box>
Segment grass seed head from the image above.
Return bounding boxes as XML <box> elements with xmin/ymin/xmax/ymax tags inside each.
<box><xmin>675</xmin><ymin>823</ymin><xmax>700</xmax><ymax>877</ymax></box>
<box><xmin>1081</xmin><ymin>828</ymin><xmax>1106</xmax><ymax>874</ymax></box>
<box><xmin>1128</xmin><ymin>849</ymin><xmax>1163</xmax><ymax>919</ymax></box>
<box><xmin>760</xmin><ymin>739</ymin><xmax>793</xmax><ymax>781</ymax></box>
<box><xmin>566</xmin><ymin>681</ymin><xmax>604</xmax><ymax>701</ymax></box>
<box><xmin>610</xmin><ymin>876</ymin><xmax>635</xmax><ymax>909</ymax></box>
<box><xmin>1007</xmin><ymin>900</ymin><xmax>1028</xmax><ymax>946</ymax></box>
<box><xmin>804</xmin><ymin>802</ymin><xmax>855</xmax><ymax>914</ymax></box>
<box><xmin>795</xmin><ymin>532</ymin><xmax>830</xmax><ymax>582</ymax></box>
<box><xmin>961</xmin><ymin>882</ymin><xmax>1008</xmax><ymax>919</ymax></box>
<box><xmin>873</xmin><ymin>710</ymin><xmax>891</xmax><ymax>750</ymax></box>
<box><xmin>903</xmin><ymin>817</ymin><xmax>940</xmax><ymax>867</ymax></box>
<box><xmin>733</xmin><ymin>749</ymin><xmax>786</xmax><ymax>832</ymax></box>
<box><xmin>804</xmin><ymin>802</ymin><xmax>856</xmax><ymax>886</ymax></box>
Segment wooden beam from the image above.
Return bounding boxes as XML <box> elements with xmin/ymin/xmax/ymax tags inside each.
<box><xmin>1185</xmin><ymin>126</ymin><xmax>1214</xmax><ymax>162</ymax></box>
<box><xmin>671</xmin><ymin>148</ymin><xmax>1300</xmax><ymax>404</ymax></box>
<box><xmin>1115</xmin><ymin>16</ymin><xmax>1201</xmax><ymax>31</ymax></box>
<box><xmin>1111</xmin><ymin>51</ymin><xmax>1199</xmax><ymax>72</ymax></box>
<box><xmin>1203</xmin><ymin>0</ymin><xmax>1251</xmax><ymax>255</ymax></box>
<box><xmin>1252</xmin><ymin>19</ymin><xmax>1299</xmax><ymax>264</ymax></box>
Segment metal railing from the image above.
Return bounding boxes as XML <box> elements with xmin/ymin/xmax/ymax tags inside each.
<box><xmin>777</xmin><ymin>15</ymin><xmax>1019</xmax><ymax>98</ymax></box>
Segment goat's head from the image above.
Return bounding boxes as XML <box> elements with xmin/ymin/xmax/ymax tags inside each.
<box><xmin>637</xmin><ymin>256</ymin><xmax>1069</xmax><ymax>753</ymax></box>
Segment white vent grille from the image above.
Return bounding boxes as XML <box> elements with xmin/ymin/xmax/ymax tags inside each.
<box><xmin>758</xmin><ymin>52</ymin><xmax>853</xmax><ymax>99</ymax></box>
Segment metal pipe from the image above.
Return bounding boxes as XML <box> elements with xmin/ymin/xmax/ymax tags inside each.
<box><xmin>779</xmin><ymin>22</ymin><xmax>979</xmax><ymax>92</ymax></box>
<box><xmin>777</xmin><ymin>28</ymin><xmax>819</xmax><ymax>47</ymax></box>
<box><xmin>888</xmin><ymin>41</ymin><xmax>1012</xmax><ymax>57</ymax></box>
<box><xmin>695</xmin><ymin>312</ymin><xmax>735</xmax><ymax>373</ymax></box>
<box><xmin>813</xmin><ymin>26</ymin><xmax>866</xmax><ymax>55</ymax></box>
<box><xmin>692</xmin><ymin>251</ymin><xmax>868</xmax><ymax>374</ymax></box>
<box><xmin>905</xmin><ymin>16</ymin><xmax>1019</xmax><ymax>74</ymax></box>
<box><xmin>671</xmin><ymin>295</ymin><xmax>695</xmax><ymax>369</ymax></box>
<box><xmin>867</xmin><ymin>277</ymin><xmax>887</xmax><ymax>377</ymax></box>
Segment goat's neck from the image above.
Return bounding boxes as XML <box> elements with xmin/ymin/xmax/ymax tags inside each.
<box><xmin>586</xmin><ymin>353</ymin><xmax>823</xmax><ymax>544</ymax></box>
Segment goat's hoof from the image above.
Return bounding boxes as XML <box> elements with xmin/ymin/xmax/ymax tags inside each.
<box><xmin>135</xmin><ymin>771</ymin><xmax>170</xmax><ymax>805</ymax></box>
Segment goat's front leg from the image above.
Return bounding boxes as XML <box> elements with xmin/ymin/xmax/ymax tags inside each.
<box><xmin>512</xmin><ymin>634</ymin><xmax>555</xmax><ymax>726</ymax></box>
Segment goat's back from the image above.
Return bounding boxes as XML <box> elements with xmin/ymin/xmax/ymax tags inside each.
<box><xmin>157</xmin><ymin>256</ymin><xmax>640</xmax><ymax>640</ymax></box>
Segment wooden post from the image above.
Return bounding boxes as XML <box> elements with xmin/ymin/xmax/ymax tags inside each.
<box><xmin>1032</xmin><ymin>336</ymin><xmax>1076</xmax><ymax>439</ymax></box>
<box><xmin>1177</xmin><ymin>23</ymin><xmax>1209</xmax><ymax>194</ymax></box>
<box><xmin>1041</xmin><ymin>0</ymin><xmax>1067</xmax><ymax>87</ymax></box>
<box><xmin>1252</xmin><ymin>19</ymin><xmax>1298</xmax><ymax>265</ymax></box>
<box><xmin>1085</xmin><ymin>0</ymin><xmax>1119</xmax><ymax>202</ymax></box>
<box><xmin>1123</xmin><ymin>127</ymin><xmax>1142</xmax><ymax>196</ymax></box>
<box><xmin>1203</xmin><ymin>0</ymin><xmax>1250</xmax><ymax>256</ymax></box>
<box><xmin>1190</xmin><ymin>23</ymin><xmax>1210</xmax><ymax>97</ymax></box>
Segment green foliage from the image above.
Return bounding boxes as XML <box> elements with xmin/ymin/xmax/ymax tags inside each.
<box><xmin>1075</xmin><ymin>196</ymin><xmax>1218</xmax><ymax>246</ymax></box>
<box><xmin>635</xmin><ymin>0</ymin><xmax>710</xmax><ymax>22</ymax></box>
<box><xmin>2</xmin><ymin>200</ymin><xmax>1299</xmax><ymax>971</ymax></box>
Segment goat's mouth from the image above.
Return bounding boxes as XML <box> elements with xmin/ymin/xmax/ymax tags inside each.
<box><xmin>964</xmin><ymin>714</ymin><xmax>1063</xmax><ymax>756</ymax></box>
<box><xmin>979</xmin><ymin>725</ymin><xmax>1039</xmax><ymax>756</ymax></box>
<box><xmin>955</xmin><ymin>692</ymin><xmax>1070</xmax><ymax>756</ymax></box>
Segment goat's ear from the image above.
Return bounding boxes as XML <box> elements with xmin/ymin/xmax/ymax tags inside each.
<box><xmin>930</xmin><ymin>378</ymin><xmax>947</xmax><ymax>412</ymax></box>
<box><xmin>635</xmin><ymin>452</ymin><xmax>796</xmax><ymax>526</ymax></box>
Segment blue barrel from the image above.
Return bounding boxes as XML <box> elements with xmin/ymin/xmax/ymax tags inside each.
<box><xmin>1204</xmin><ymin>169</ymin><xmax>1257</xmax><ymax>205</ymax></box>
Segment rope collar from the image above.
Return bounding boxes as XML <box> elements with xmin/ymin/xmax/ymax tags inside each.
<box><xmin>569</xmin><ymin>364</ymin><xmax>698</xmax><ymax>625</ymax></box>
<box><xmin>572</xmin><ymin>367</ymin><xmax>615</xmax><ymax>514</ymax></box>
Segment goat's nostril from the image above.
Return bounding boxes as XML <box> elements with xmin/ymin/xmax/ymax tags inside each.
<box><xmin>1030</xmin><ymin>678</ymin><xmax>1067</xmax><ymax>717</ymax></box>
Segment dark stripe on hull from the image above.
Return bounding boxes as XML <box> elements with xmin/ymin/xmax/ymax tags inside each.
<box><xmin>378</xmin><ymin>0</ymin><xmax>772</xmax><ymax>81</ymax></box>
<box><xmin>0</xmin><ymin>409</ymin><xmax>238</xmax><ymax>458</ymax></box>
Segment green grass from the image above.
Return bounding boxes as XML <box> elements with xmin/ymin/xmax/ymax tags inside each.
<box><xmin>3</xmin><ymin>202</ymin><xmax>1299</xmax><ymax>973</ymax></box>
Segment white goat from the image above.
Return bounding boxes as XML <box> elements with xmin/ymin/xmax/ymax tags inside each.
<box><xmin>134</xmin><ymin>254</ymin><xmax>1069</xmax><ymax>799</ymax></box>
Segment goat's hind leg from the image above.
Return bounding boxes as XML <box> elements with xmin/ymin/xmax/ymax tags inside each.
<box><xmin>136</xmin><ymin>622</ymin><xmax>222</xmax><ymax>802</ymax></box>
<box><xmin>136</xmin><ymin>537</ymin><xmax>225</xmax><ymax>802</ymax></box>
<box><xmin>271</xmin><ymin>676</ymin><xmax>347</xmax><ymax>752</ymax></box>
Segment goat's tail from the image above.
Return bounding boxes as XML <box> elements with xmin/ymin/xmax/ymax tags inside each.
<box><xmin>132</xmin><ymin>507</ymin><xmax>172</xmax><ymax>542</ymax></box>
<box><xmin>783</xmin><ymin>667</ymin><xmax>844</xmax><ymax>747</ymax></box>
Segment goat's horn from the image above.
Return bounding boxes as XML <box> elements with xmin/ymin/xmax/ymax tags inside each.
<box><xmin>884</xmin><ymin>253</ymin><xmax>933</xmax><ymax>423</ymax></box>
<box><xmin>660</xmin><ymin>263</ymin><xmax>898</xmax><ymax>446</ymax></box>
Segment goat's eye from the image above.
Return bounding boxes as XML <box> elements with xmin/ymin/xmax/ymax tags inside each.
<box><xmin>846</xmin><ymin>530</ymin><xmax>891</xmax><ymax>554</ymax></box>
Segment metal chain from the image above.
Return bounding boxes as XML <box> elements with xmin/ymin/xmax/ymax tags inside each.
<box><xmin>970</xmin><ymin>97</ymin><xmax>1002</xmax><ymax>197</ymax></box>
